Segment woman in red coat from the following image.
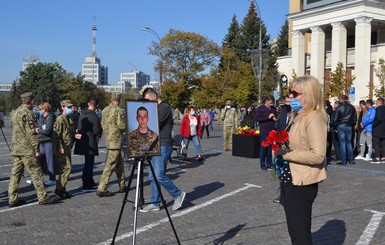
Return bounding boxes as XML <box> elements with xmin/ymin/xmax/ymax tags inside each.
<box><xmin>180</xmin><ymin>106</ymin><xmax>204</xmax><ymax>161</ymax></box>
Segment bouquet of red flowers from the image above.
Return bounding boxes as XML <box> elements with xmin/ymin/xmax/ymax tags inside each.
<box><xmin>261</xmin><ymin>129</ymin><xmax>289</xmax><ymax>152</ymax></box>
<box><xmin>261</xmin><ymin>129</ymin><xmax>290</xmax><ymax>180</ymax></box>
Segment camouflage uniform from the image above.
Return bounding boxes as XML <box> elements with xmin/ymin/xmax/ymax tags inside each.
<box><xmin>128</xmin><ymin>127</ymin><xmax>160</xmax><ymax>157</ymax></box>
<box><xmin>8</xmin><ymin>93</ymin><xmax>49</xmax><ymax>205</ymax></box>
<box><xmin>53</xmin><ymin>101</ymin><xmax>74</xmax><ymax>193</ymax></box>
<box><xmin>221</xmin><ymin>101</ymin><xmax>238</xmax><ymax>151</ymax></box>
<box><xmin>97</xmin><ymin>102</ymin><xmax>126</xmax><ymax>192</ymax></box>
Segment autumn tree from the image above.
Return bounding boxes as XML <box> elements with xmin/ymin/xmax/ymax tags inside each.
<box><xmin>149</xmin><ymin>29</ymin><xmax>220</xmax><ymax>108</ymax></box>
<box><xmin>375</xmin><ymin>58</ymin><xmax>385</xmax><ymax>98</ymax></box>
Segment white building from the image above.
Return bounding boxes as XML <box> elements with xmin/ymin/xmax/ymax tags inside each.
<box><xmin>81</xmin><ymin>56</ymin><xmax>108</xmax><ymax>85</ymax></box>
<box><xmin>120</xmin><ymin>71</ymin><xmax>150</xmax><ymax>90</ymax></box>
<box><xmin>81</xmin><ymin>18</ymin><xmax>108</xmax><ymax>85</ymax></box>
<box><xmin>277</xmin><ymin>0</ymin><xmax>385</xmax><ymax>104</ymax></box>
<box><xmin>22</xmin><ymin>55</ymin><xmax>40</xmax><ymax>72</ymax></box>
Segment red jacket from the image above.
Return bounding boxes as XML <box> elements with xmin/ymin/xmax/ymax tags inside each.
<box><xmin>180</xmin><ymin>115</ymin><xmax>203</xmax><ymax>138</ymax></box>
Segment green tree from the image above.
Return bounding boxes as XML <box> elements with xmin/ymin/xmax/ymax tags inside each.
<box><xmin>375</xmin><ymin>58</ymin><xmax>385</xmax><ymax>98</ymax></box>
<box><xmin>328</xmin><ymin>62</ymin><xmax>355</xmax><ymax>97</ymax></box>
<box><xmin>274</xmin><ymin>20</ymin><xmax>289</xmax><ymax>57</ymax></box>
<box><xmin>238</xmin><ymin>1</ymin><xmax>270</xmax><ymax>63</ymax></box>
<box><xmin>222</xmin><ymin>15</ymin><xmax>242</xmax><ymax>59</ymax></box>
<box><xmin>9</xmin><ymin>62</ymin><xmax>106</xmax><ymax>111</ymax></box>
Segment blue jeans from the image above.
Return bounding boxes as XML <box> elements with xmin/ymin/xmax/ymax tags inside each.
<box><xmin>259</xmin><ymin>131</ymin><xmax>273</xmax><ymax>169</ymax></box>
<box><xmin>337</xmin><ymin>124</ymin><xmax>354</xmax><ymax>164</ymax></box>
<box><xmin>182</xmin><ymin>135</ymin><xmax>202</xmax><ymax>156</ymax></box>
<box><xmin>149</xmin><ymin>146</ymin><xmax>181</xmax><ymax>206</ymax></box>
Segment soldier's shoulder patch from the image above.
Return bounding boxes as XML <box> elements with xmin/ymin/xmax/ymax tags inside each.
<box><xmin>28</xmin><ymin>120</ymin><xmax>34</xmax><ymax>129</ymax></box>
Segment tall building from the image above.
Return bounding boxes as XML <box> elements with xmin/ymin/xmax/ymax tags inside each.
<box><xmin>22</xmin><ymin>54</ymin><xmax>40</xmax><ymax>72</ymax></box>
<box><xmin>277</xmin><ymin>0</ymin><xmax>385</xmax><ymax>103</ymax></box>
<box><xmin>119</xmin><ymin>71</ymin><xmax>150</xmax><ymax>90</ymax></box>
<box><xmin>81</xmin><ymin>17</ymin><xmax>108</xmax><ymax>85</ymax></box>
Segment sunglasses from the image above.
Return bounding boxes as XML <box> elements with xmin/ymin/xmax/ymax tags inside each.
<box><xmin>290</xmin><ymin>90</ymin><xmax>303</xmax><ymax>98</ymax></box>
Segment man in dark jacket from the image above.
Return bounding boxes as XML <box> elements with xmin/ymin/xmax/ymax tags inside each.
<box><xmin>74</xmin><ymin>98</ymin><xmax>102</xmax><ymax>190</ymax></box>
<box><xmin>141</xmin><ymin>88</ymin><xmax>186</xmax><ymax>212</ymax></box>
<box><xmin>372</xmin><ymin>97</ymin><xmax>385</xmax><ymax>162</ymax></box>
<box><xmin>331</xmin><ymin>94</ymin><xmax>357</xmax><ymax>165</ymax></box>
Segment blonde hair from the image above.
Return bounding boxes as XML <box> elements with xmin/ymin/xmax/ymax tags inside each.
<box><xmin>39</xmin><ymin>102</ymin><xmax>51</xmax><ymax>113</ymax></box>
<box><xmin>292</xmin><ymin>75</ymin><xmax>327</xmax><ymax>121</ymax></box>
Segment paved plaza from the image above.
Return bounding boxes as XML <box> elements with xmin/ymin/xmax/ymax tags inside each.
<box><xmin>0</xmin><ymin>118</ymin><xmax>385</xmax><ymax>244</ymax></box>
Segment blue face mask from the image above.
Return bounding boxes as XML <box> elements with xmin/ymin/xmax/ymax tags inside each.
<box><xmin>65</xmin><ymin>108</ymin><xmax>72</xmax><ymax>116</ymax></box>
<box><xmin>190</xmin><ymin>110</ymin><xmax>196</xmax><ymax>116</ymax></box>
<box><xmin>38</xmin><ymin>110</ymin><xmax>44</xmax><ymax>117</ymax></box>
<box><xmin>290</xmin><ymin>98</ymin><xmax>303</xmax><ymax>112</ymax></box>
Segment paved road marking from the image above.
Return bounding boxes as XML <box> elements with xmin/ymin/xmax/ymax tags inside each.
<box><xmin>0</xmin><ymin>202</ymin><xmax>38</xmax><ymax>213</ymax></box>
<box><xmin>356</xmin><ymin>209</ymin><xmax>385</xmax><ymax>245</ymax></box>
<box><xmin>98</xmin><ymin>183</ymin><xmax>262</xmax><ymax>245</ymax></box>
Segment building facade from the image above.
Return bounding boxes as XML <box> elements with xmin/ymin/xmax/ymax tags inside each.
<box><xmin>277</xmin><ymin>0</ymin><xmax>385</xmax><ymax>104</ymax></box>
<box><xmin>120</xmin><ymin>71</ymin><xmax>150</xmax><ymax>90</ymax></box>
<box><xmin>81</xmin><ymin>56</ymin><xmax>108</xmax><ymax>85</ymax></box>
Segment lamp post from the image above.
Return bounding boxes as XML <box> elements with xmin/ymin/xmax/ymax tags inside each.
<box><xmin>142</xmin><ymin>27</ymin><xmax>163</xmax><ymax>92</ymax></box>
<box><xmin>249</xmin><ymin>0</ymin><xmax>263</xmax><ymax>104</ymax></box>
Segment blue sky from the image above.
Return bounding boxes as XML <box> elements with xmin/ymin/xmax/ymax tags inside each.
<box><xmin>0</xmin><ymin>0</ymin><xmax>288</xmax><ymax>85</ymax></box>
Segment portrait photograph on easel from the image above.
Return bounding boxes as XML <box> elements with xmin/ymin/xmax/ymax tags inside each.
<box><xmin>125</xmin><ymin>100</ymin><xmax>161</xmax><ymax>158</ymax></box>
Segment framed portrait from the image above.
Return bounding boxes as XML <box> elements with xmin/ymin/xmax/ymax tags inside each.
<box><xmin>125</xmin><ymin>100</ymin><xmax>161</xmax><ymax>158</ymax></box>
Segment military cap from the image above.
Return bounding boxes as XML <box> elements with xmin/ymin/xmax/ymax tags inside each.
<box><xmin>60</xmin><ymin>100</ymin><xmax>73</xmax><ymax>107</ymax></box>
<box><xmin>111</xmin><ymin>92</ymin><xmax>121</xmax><ymax>101</ymax></box>
<box><xmin>21</xmin><ymin>92</ymin><xmax>34</xmax><ymax>100</ymax></box>
<box><xmin>226</xmin><ymin>100</ymin><xmax>232</xmax><ymax>105</ymax></box>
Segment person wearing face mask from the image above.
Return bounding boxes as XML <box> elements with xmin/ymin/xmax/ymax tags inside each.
<box><xmin>53</xmin><ymin>100</ymin><xmax>74</xmax><ymax>199</ymax></box>
<box><xmin>241</xmin><ymin>105</ymin><xmax>255</xmax><ymax>128</ymax></box>
<box><xmin>180</xmin><ymin>105</ymin><xmax>204</xmax><ymax>161</ymax></box>
<box><xmin>221</xmin><ymin>100</ymin><xmax>238</xmax><ymax>151</ymax></box>
<box><xmin>37</xmin><ymin>102</ymin><xmax>57</xmax><ymax>186</ymax></box>
<box><xmin>200</xmin><ymin>109</ymin><xmax>211</xmax><ymax>138</ymax></box>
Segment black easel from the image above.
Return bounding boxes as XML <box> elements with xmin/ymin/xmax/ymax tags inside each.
<box><xmin>111</xmin><ymin>156</ymin><xmax>181</xmax><ymax>245</ymax></box>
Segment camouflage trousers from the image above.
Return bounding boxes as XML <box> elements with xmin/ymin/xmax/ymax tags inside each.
<box><xmin>97</xmin><ymin>149</ymin><xmax>125</xmax><ymax>192</ymax></box>
<box><xmin>8</xmin><ymin>155</ymin><xmax>48</xmax><ymax>205</ymax></box>
<box><xmin>56</xmin><ymin>145</ymin><xmax>72</xmax><ymax>192</ymax></box>
<box><xmin>223</xmin><ymin>125</ymin><xmax>234</xmax><ymax>150</ymax></box>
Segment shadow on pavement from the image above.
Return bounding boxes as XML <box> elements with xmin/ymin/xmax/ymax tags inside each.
<box><xmin>313</xmin><ymin>219</ymin><xmax>346</xmax><ymax>245</ymax></box>
<box><xmin>207</xmin><ymin>223</ymin><xmax>247</xmax><ymax>245</ymax></box>
<box><xmin>183</xmin><ymin>181</ymin><xmax>225</xmax><ymax>208</ymax></box>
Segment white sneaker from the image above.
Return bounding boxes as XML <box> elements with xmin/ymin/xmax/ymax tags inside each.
<box><xmin>172</xmin><ymin>191</ymin><xmax>186</xmax><ymax>211</ymax></box>
<box><xmin>44</xmin><ymin>180</ymin><xmax>56</xmax><ymax>186</ymax></box>
<box><xmin>365</xmin><ymin>156</ymin><xmax>372</xmax><ymax>161</ymax></box>
<box><xmin>140</xmin><ymin>204</ymin><xmax>160</xmax><ymax>213</ymax></box>
<box><xmin>355</xmin><ymin>155</ymin><xmax>365</xmax><ymax>160</ymax></box>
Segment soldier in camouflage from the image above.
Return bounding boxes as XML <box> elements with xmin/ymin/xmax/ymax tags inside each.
<box><xmin>128</xmin><ymin>106</ymin><xmax>160</xmax><ymax>157</ymax></box>
<box><xmin>8</xmin><ymin>92</ymin><xmax>58</xmax><ymax>207</ymax></box>
<box><xmin>53</xmin><ymin>100</ymin><xmax>74</xmax><ymax>199</ymax></box>
<box><xmin>96</xmin><ymin>93</ymin><xmax>127</xmax><ymax>197</ymax></box>
<box><xmin>221</xmin><ymin>100</ymin><xmax>238</xmax><ymax>151</ymax></box>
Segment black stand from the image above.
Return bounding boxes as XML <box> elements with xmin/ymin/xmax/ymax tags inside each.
<box><xmin>111</xmin><ymin>157</ymin><xmax>181</xmax><ymax>245</ymax></box>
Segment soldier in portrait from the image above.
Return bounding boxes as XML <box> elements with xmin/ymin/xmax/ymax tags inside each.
<box><xmin>8</xmin><ymin>92</ymin><xmax>58</xmax><ymax>207</ymax></box>
<box><xmin>53</xmin><ymin>100</ymin><xmax>74</xmax><ymax>199</ymax></box>
<box><xmin>128</xmin><ymin>106</ymin><xmax>160</xmax><ymax>157</ymax></box>
<box><xmin>96</xmin><ymin>93</ymin><xmax>127</xmax><ymax>197</ymax></box>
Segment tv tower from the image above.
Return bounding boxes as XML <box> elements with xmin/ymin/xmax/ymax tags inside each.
<box><xmin>92</xmin><ymin>16</ymin><xmax>97</xmax><ymax>57</ymax></box>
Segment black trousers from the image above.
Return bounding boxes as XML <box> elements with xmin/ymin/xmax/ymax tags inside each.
<box><xmin>373</xmin><ymin>136</ymin><xmax>385</xmax><ymax>159</ymax></box>
<box><xmin>281</xmin><ymin>183</ymin><xmax>318</xmax><ymax>245</ymax></box>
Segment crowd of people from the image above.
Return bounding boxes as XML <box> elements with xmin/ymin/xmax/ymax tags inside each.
<box><xmin>5</xmin><ymin>76</ymin><xmax>385</xmax><ymax>244</ymax></box>
<box><xmin>6</xmin><ymin>89</ymin><xmax>188</xmax><ymax>211</ymax></box>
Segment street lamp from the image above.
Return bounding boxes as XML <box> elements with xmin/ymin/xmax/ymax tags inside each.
<box><xmin>249</xmin><ymin>0</ymin><xmax>266</xmax><ymax>105</ymax></box>
<box><xmin>142</xmin><ymin>27</ymin><xmax>163</xmax><ymax>92</ymax></box>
